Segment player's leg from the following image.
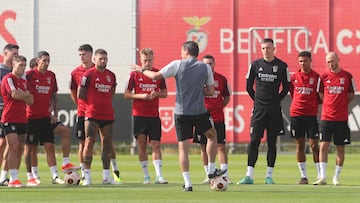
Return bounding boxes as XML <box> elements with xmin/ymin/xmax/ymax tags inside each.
<box><xmin>295</xmin><ymin>137</ymin><xmax>308</xmax><ymax>183</ymax></box>
<box><xmin>24</xmin><ymin>143</ymin><xmax>40</xmax><ymax>186</ymax></box>
<box><xmin>150</xmin><ymin>117</ymin><xmax>167</xmax><ymax>184</ymax></box>
<box><xmin>98</xmin><ymin>121</ymin><xmax>119</xmax><ymax>185</ymax></box>
<box><xmin>0</xmin><ymin>143</ymin><xmax>9</xmax><ymax>186</ymax></box>
<box><xmin>266</xmin><ymin>133</ymin><xmax>277</xmax><ymax>184</ymax></box>
<box><xmin>238</xmin><ymin>108</ymin><xmax>265</xmax><ymax>184</ymax></box>
<box><xmin>43</xmin><ymin>142</ymin><xmax>63</xmax><ymax>184</ymax></box>
<box><xmin>75</xmin><ymin>116</ymin><xmax>86</xmax><ymax>179</ymax></box>
<box><xmin>134</xmin><ymin>116</ymin><xmax>150</xmax><ymax>184</ymax></box>
<box><xmin>332</xmin><ymin>121</ymin><xmax>350</xmax><ymax>186</ymax></box>
<box><xmin>82</xmin><ymin>119</ymin><xmax>99</xmax><ymax>185</ymax></box>
<box><xmin>151</xmin><ymin>140</ymin><xmax>167</xmax><ymax>184</ymax></box>
<box><xmin>53</xmin><ymin>123</ymin><xmax>78</xmax><ymax>172</ymax></box>
<box><xmin>25</xmin><ymin>122</ymin><xmax>41</xmax><ymax>186</ymax></box>
<box><xmin>313</xmin><ymin>120</ymin><xmax>332</xmax><ymax>185</ymax></box>
<box><xmin>200</xmin><ymin>143</ymin><xmax>209</xmax><ymax>183</ymax></box>
<box><xmin>110</xmin><ymin>143</ymin><xmax>121</xmax><ymax>182</ymax></box>
<box><xmin>264</xmin><ymin>107</ymin><xmax>284</xmax><ymax>185</ymax></box>
<box><xmin>291</xmin><ymin>116</ymin><xmax>308</xmax><ymax>183</ymax></box>
<box><xmin>309</xmin><ymin>138</ymin><xmax>320</xmax><ymax>180</ymax></box>
<box><xmin>5</xmin><ymin>132</ymin><xmax>22</xmax><ymax>187</ymax></box>
<box><xmin>137</xmin><ymin>133</ymin><xmax>150</xmax><ymax>183</ymax></box>
<box><xmin>197</xmin><ymin>112</ymin><xmax>224</xmax><ymax>179</ymax></box>
<box><xmin>215</xmin><ymin>122</ymin><xmax>229</xmax><ymax>181</ymax></box>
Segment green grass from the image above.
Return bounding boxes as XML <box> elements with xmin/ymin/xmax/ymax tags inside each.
<box><xmin>1</xmin><ymin>152</ymin><xmax>360</xmax><ymax>202</ymax></box>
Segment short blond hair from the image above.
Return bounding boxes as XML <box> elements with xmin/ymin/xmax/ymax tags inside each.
<box><xmin>140</xmin><ymin>48</ymin><xmax>154</xmax><ymax>56</ymax></box>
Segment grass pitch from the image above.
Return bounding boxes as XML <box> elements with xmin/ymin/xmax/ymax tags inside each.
<box><xmin>1</xmin><ymin>152</ymin><xmax>360</xmax><ymax>202</ymax></box>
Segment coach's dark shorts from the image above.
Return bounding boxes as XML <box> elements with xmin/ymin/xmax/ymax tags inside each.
<box><xmin>193</xmin><ymin>122</ymin><xmax>226</xmax><ymax>144</ymax></box>
<box><xmin>175</xmin><ymin>112</ymin><xmax>214</xmax><ymax>142</ymax></box>
<box><xmin>290</xmin><ymin>116</ymin><xmax>319</xmax><ymax>139</ymax></box>
<box><xmin>319</xmin><ymin>120</ymin><xmax>351</xmax><ymax>145</ymax></box>
<box><xmin>250</xmin><ymin>106</ymin><xmax>284</xmax><ymax>139</ymax></box>
<box><xmin>76</xmin><ymin>116</ymin><xmax>85</xmax><ymax>140</ymax></box>
<box><xmin>133</xmin><ymin>116</ymin><xmax>161</xmax><ymax>141</ymax></box>
<box><xmin>27</xmin><ymin>118</ymin><xmax>61</xmax><ymax>145</ymax></box>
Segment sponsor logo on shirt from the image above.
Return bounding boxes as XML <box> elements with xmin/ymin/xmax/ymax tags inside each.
<box><xmin>95</xmin><ymin>83</ymin><xmax>112</xmax><ymax>93</ymax></box>
<box><xmin>35</xmin><ymin>85</ymin><xmax>50</xmax><ymax>94</ymax></box>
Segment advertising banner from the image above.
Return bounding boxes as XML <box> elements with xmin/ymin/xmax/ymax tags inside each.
<box><xmin>138</xmin><ymin>0</ymin><xmax>360</xmax><ymax>143</ymax></box>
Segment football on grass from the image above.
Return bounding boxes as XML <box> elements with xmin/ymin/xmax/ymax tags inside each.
<box><xmin>210</xmin><ymin>176</ymin><xmax>229</xmax><ymax>191</ymax></box>
<box><xmin>64</xmin><ymin>171</ymin><xmax>81</xmax><ymax>186</ymax></box>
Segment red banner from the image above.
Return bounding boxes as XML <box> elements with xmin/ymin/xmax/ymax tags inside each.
<box><xmin>138</xmin><ymin>0</ymin><xmax>359</xmax><ymax>144</ymax></box>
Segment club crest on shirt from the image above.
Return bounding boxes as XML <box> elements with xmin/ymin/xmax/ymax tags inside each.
<box><xmin>309</xmin><ymin>77</ymin><xmax>314</xmax><ymax>85</ymax></box>
<box><xmin>272</xmin><ymin>65</ymin><xmax>278</xmax><ymax>73</ymax></box>
<box><xmin>340</xmin><ymin>77</ymin><xmax>345</xmax><ymax>85</ymax></box>
<box><xmin>159</xmin><ymin>107</ymin><xmax>174</xmax><ymax>133</ymax></box>
<box><xmin>106</xmin><ymin>75</ymin><xmax>111</xmax><ymax>83</ymax></box>
<box><xmin>47</xmin><ymin>77</ymin><xmax>51</xmax><ymax>84</ymax></box>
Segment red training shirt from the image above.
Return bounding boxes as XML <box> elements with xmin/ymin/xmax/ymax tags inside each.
<box><xmin>80</xmin><ymin>67</ymin><xmax>116</xmax><ymax>120</ymax></box>
<box><xmin>205</xmin><ymin>72</ymin><xmax>231</xmax><ymax>122</ymax></box>
<box><xmin>319</xmin><ymin>69</ymin><xmax>355</xmax><ymax>121</ymax></box>
<box><xmin>1</xmin><ymin>73</ymin><xmax>28</xmax><ymax>123</ymax></box>
<box><xmin>26</xmin><ymin>68</ymin><xmax>58</xmax><ymax>119</ymax></box>
<box><xmin>125</xmin><ymin>68</ymin><xmax>166</xmax><ymax>117</ymax></box>
<box><xmin>70</xmin><ymin>64</ymin><xmax>94</xmax><ymax>117</ymax></box>
<box><xmin>289</xmin><ymin>69</ymin><xmax>320</xmax><ymax>117</ymax></box>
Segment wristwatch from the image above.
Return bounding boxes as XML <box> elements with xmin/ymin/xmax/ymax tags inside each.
<box><xmin>142</xmin><ymin>68</ymin><xmax>146</xmax><ymax>73</ymax></box>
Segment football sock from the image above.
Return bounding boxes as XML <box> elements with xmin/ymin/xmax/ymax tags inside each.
<box><xmin>49</xmin><ymin>166</ymin><xmax>58</xmax><ymax>179</ymax></box>
<box><xmin>31</xmin><ymin>166</ymin><xmax>39</xmax><ymax>179</ymax></box>
<box><xmin>27</xmin><ymin>172</ymin><xmax>34</xmax><ymax>180</ymax></box>
<box><xmin>319</xmin><ymin>162</ymin><xmax>327</xmax><ymax>179</ymax></box>
<box><xmin>220</xmin><ymin>163</ymin><xmax>228</xmax><ymax>177</ymax></box>
<box><xmin>0</xmin><ymin>170</ymin><xmax>8</xmax><ymax>181</ymax></box>
<box><xmin>298</xmin><ymin>162</ymin><xmax>307</xmax><ymax>178</ymax></box>
<box><xmin>80</xmin><ymin>163</ymin><xmax>85</xmax><ymax>178</ymax></box>
<box><xmin>208</xmin><ymin>162</ymin><xmax>216</xmax><ymax>175</ymax></box>
<box><xmin>245</xmin><ymin>166</ymin><xmax>254</xmax><ymax>179</ymax></box>
<box><xmin>203</xmin><ymin>165</ymin><xmax>208</xmax><ymax>177</ymax></box>
<box><xmin>315</xmin><ymin>162</ymin><xmax>320</xmax><ymax>179</ymax></box>
<box><xmin>182</xmin><ymin>171</ymin><xmax>191</xmax><ymax>187</ymax></box>
<box><xmin>266</xmin><ymin>167</ymin><xmax>274</xmax><ymax>178</ymax></box>
<box><xmin>140</xmin><ymin>160</ymin><xmax>149</xmax><ymax>177</ymax></box>
<box><xmin>111</xmin><ymin>159</ymin><xmax>118</xmax><ymax>171</ymax></box>
<box><xmin>152</xmin><ymin>159</ymin><xmax>163</xmax><ymax>177</ymax></box>
<box><xmin>9</xmin><ymin>169</ymin><xmax>18</xmax><ymax>182</ymax></box>
<box><xmin>103</xmin><ymin>169</ymin><xmax>111</xmax><ymax>180</ymax></box>
<box><xmin>334</xmin><ymin>165</ymin><xmax>342</xmax><ymax>179</ymax></box>
<box><xmin>62</xmin><ymin>157</ymin><xmax>70</xmax><ymax>166</ymax></box>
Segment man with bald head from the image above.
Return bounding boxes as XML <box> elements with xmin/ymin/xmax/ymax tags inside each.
<box><xmin>313</xmin><ymin>52</ymin><xmax>355</xmax><ymax>186</ymax></box>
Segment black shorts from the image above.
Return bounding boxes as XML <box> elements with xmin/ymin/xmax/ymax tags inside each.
<box><xmin>76</xmin><ymin>116</ymin><xmax>85</xmax><ymax>140</ymax></box>
<box><xmin>193</xmin><ymin>122</ymin><xmax>226</xmax><ymax>144</ymax></box>
<box><xmin>175</xmin><ymin>112</ymin><xmax>214</xmax><ymax>142</ymax></box>
<box><xmin>290</xmin><ymin>116</ymin><xmax>319</xmax><ymax>139</ymax></box>
<box><xmin>1</xmin><ymin>122</ymin><xmax>28</xmax><ymax>136</ymax></box>
<box><xmin>85</xmin><ymin>117</ymin><xmax>114</xmax><ymax>129</ymax></box>
<box><xmin>133</xmin><ymin>116</ymin><xmax>161</xmax><ymax>141</ymax></box>
<box><xmin>250</xmin><ymin>106</ymin><xmax>284</xmax><ymax>139</ymax></box>
<box><xmin>319</xmin><ymin>120</ymin><xmax>351</xmax><ymax>145</ymax></box>
<box><xmin>27</xmin><ymin>118</ymin><xmax>61</xmax><ymax>145</ymax></box>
